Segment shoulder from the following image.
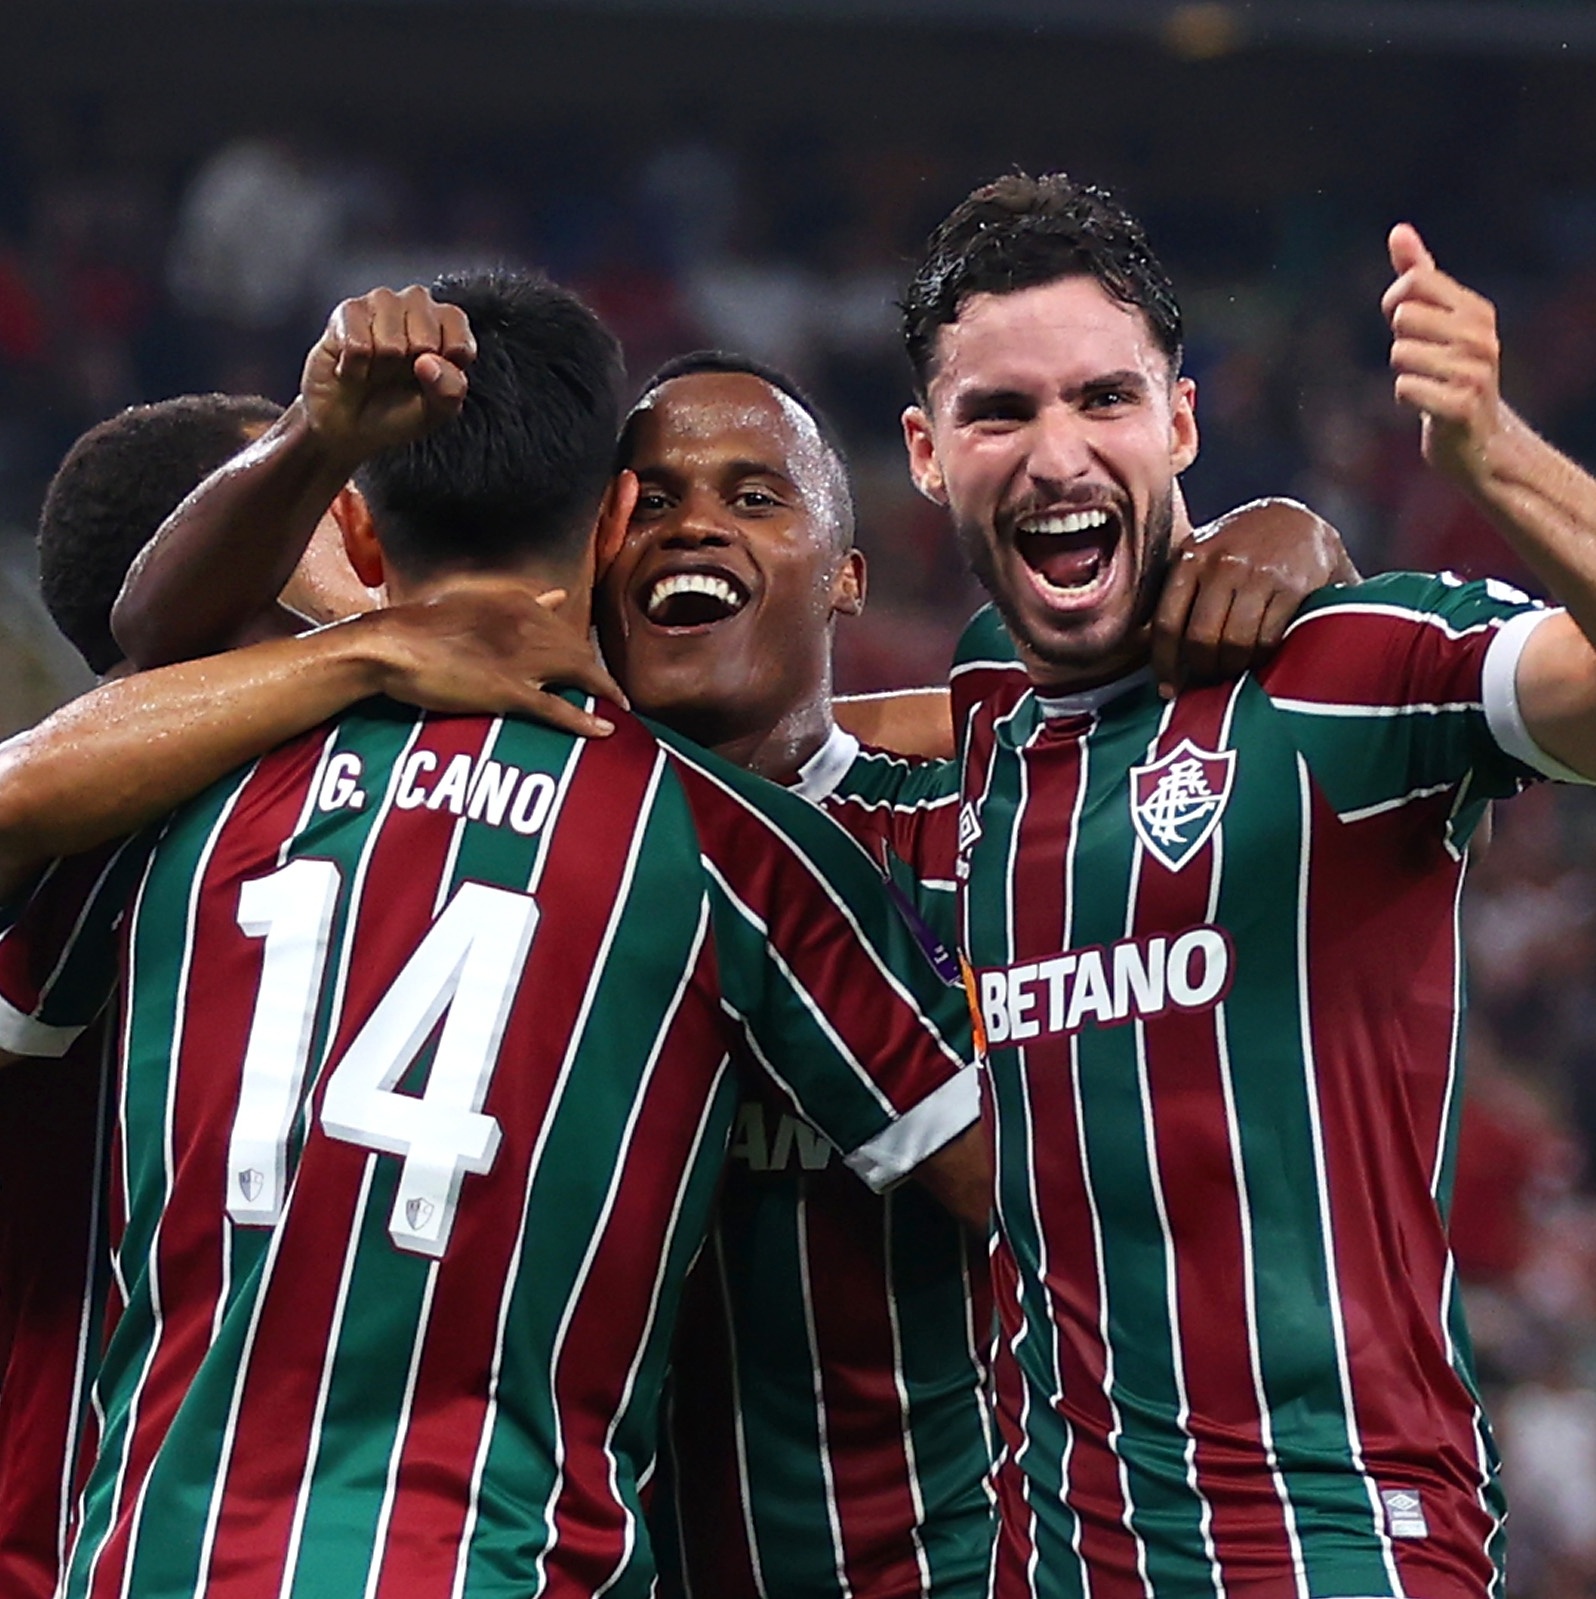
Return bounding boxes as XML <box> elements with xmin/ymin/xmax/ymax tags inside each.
<box><xmin>831</xmin><ymin>744</ymin><xmax>959</xmax><ymax>813</ymax></box>
<box><xmin>1285</xmin><ymin>571</ymin><xmax>1541</xmax><ymax>642</ymax></box>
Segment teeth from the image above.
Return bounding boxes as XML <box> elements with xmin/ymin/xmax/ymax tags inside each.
<box><xmin>1020</xmin><ymin>509</ymin><xmax>1111</xmax><ymax>536</ymax></box>
<box><xmin>646</xmin><ymin>572</ymin><xmax>744</xmax><ymax>617</ymax></box>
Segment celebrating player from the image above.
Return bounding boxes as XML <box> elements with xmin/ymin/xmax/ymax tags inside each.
<box><xmin>0</xmin><ymin>392</ymin><xmax>627</xmax><ymax>1599</ymax></box>
<box><xmin>104</xmin><ymin>303</ymin><xmax>1352</xmax><ymax>1596</ymax></box>
<box><xmin>900</xmin><ymin>171</ymin><xmax>1596</xmax><ymax>1599</ymax></box>
<box><xmin>0</xmin><ymin>271</ymin><xmax>993</xmax><ymax>1597</ymax></box>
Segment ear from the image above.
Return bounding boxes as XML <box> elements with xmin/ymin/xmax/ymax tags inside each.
<box><xmin>595</xmin><ymin>470</ymin><xmax>639</xmax><ymax>577</ymax></box>
<box><xmin>333</xmin><ymin>485</ymin><xmax>385</xmax><ymax>589</ymax></box>
<box><xmin>1170</xmin><ymin>376</ymin><xmax>1199</xmax><ymax>475</ymax></box>
<box><xmin>830</xmin><ymin>546</ymin><xmax>867</xmax><ymax>619</ymax></box>
<box><xmin>902</xmin><ymin>405</ymin><xmax>948</xmax><ymax>506</ymax></box>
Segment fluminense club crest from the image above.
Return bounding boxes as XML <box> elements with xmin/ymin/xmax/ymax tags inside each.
<box><xmin>1129</xmin><ymin>739</ymin><xmax>1236</xmax><ymax>873</ymax></box>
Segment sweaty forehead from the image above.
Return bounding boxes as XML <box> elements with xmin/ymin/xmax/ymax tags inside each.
<box><xmin>630</xmin><ymin>372</ymin><xmax>826</xmax><ymax>480</ymax></box>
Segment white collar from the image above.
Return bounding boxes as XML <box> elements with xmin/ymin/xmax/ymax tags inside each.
<box><xmin>790</xmin><ymin>724</ymin><xmax>861</xmax><ymax>801</ymax></box>
<box><xmin>1035</xmin><ymin>667</ymin><xmax>1152</xmax><ymax>720</ymax></box>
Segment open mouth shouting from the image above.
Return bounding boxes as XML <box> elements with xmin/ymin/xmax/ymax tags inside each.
<box><xmin>1012</xmin><ymin>505</ymin><xmax>1122</xmax><ymax>611</ymax></box>
<box><xmin>639</xmin><ymin>565</ymin><xmax>753</xmax><ymax>632</ymax></box>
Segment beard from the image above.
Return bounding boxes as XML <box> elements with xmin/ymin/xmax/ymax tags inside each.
<box><xmin>955</xmin><ymin>485</ymin><xmax>1176</xmax><ymax>675</ymax></box>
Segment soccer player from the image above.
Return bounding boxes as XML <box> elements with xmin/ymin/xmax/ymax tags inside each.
<box><xmin>109</xmin><ymin>321</ymin><xmax>1351</xmax><ymax>1598</ymax></box>
<box><xmin>0</xmin><ymin>392</ymin><xmax>622</xmax><ymax>1599</ymax></box>
<box><xmin>899</xmin><ymin>171</ymin><xmax>1596</xmax><ymax>1599</ymax></box>
<box><xmin>0</xmin><ymin>269</ymin><xmax>985</xmax><ymax>1599</ymax></box>
<box><xmin>600</xmin><ymin>353</ymin><xmax>1354</xmax><ymax>1599</ymax></box>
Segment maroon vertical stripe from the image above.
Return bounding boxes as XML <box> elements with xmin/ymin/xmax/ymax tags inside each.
<box><xmin>1132</xmin><ymin>686</ymin><xmax>1300</xmax><ymax>1589</ymax></box>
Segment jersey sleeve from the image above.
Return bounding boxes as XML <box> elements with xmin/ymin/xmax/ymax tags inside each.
<box><xmin>1258</xmin><ymin>571</ymin><xmax>1579</xmax><ymax>830</ymax></box>
<box><xmin>660</xmin><ymin>734</ymin><xmax>977</xmax><ymax>1194</ymax></box>
<box><xmin>822</xmin><ymin>748</ymin><xmax>960</xmax><ymax>953</ymax></box>
<box><xmin>949</xmin><ymin>605</ymin><xmax>1029</xmax><ymax>758</ymax></box>
<box><xmin>0</xmin><ymin>836</ymin><xmax>149</xmax><ymax>1058</ymax></box>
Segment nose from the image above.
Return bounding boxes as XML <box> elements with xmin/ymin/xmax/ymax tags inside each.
<box><xmin>1025</xmin><ymin>402</ymin><xmax>1093</xmax><ymax>490</ymax></box>
<box><xmin>660</xmin><ymin>488</ymin><xmax>735</xmax><ymax>549</ymax></box>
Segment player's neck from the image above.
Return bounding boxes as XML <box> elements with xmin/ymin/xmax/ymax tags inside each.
<box><xmin>708</xmin><ymin>693</ymin><xmax>836</xmax><ymax>786</ymax></box>
<box><xmin>387</xmin><ymin>562</ymin><xmax>594</xmax><ymax>635</ymax></box>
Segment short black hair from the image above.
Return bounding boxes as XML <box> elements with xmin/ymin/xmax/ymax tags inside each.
<box><xmin>38</xmin><ymin>393</ymin><xmax>281</xmax><ymax>674</ymax></box>
<box><xmin>356</xmin><ymin>269</ymin><xmax>625</xmax><ymax>578</ymax></box>
<box><xmin>626</xmin><ymin>349</ymin><xmax>856</xmax><ymax>546</ymax></box>
<box><xmin>901</xmin><ymin>171</ymin><xmax>1183</xmax><ymax>395</ymax></box>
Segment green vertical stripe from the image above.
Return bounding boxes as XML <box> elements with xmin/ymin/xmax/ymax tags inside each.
<box><xmin>1068</xmin><ymin>689</ymin><xmax>1215</xmax><ymax>1594</ymax></box>
<box><xmin>1216</xmin><ymin>691</ymin><xmax>1390</xmax><ymax>1596</ymax></box>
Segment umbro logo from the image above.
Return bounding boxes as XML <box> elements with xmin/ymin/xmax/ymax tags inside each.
<box><xmin>955</xmin><ymin>802</ymin><xmax>982</xmax><ymax>881</ymax></box>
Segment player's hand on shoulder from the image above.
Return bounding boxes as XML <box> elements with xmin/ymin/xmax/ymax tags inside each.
<box><xmin>356</xmin><ymin>577</ymin><xmax>628</xmax><ymax>740</ymax></box>
<box><xmin>1383</xmin><ymin>222</ymin><xmax>1504</xmax><ymax>486</ymax></box>
<box><xmin>1151</xmin><ymin>497</ymin><xmax>1354</xmax><ymax>696</ymax></box>
<box><xmin>301</xmin><ymin>284</ymin><xmax>477</xmax><ymax>469</ymax></box>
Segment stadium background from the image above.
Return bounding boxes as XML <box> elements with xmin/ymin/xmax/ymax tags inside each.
<box><xmin>2</xmin><ymin>0</ymin><xmax>1596</xmax><ymax>1586</ymax></box>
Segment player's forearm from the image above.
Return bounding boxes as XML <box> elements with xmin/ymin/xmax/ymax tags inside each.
<box><xmin>111</xmin><ymin>400</ymin><xmax>354</xmax><ymax>669</ymax></box>
<box><xmin>0</xmin><ymin>621</ymin><xmax>394</xmax><ymax>895</ymax></box>
<box><xmin>1454</xmin><ymin>406</ymin><xmax>1596</xmax><ymax>640</ymax></box>
<box><xmin>833</xmin><ymin>689</ymin><xmax>955</xmax><ymax>760</ymax></box>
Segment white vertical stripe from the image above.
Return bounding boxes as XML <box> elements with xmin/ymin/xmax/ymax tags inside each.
<box><xmin>1435</xmin><ymin>855</ymin><xmax>1506</xmax><ymax>1591</ymax></box>
<box><xmin>796</xmin><ymin>1191</ymin><xmax>856</xmax><ymax>1599</ymax></box>
<box><xmin>360</xmin><ymin>1262</ymin><xmax>443</xmax><ymax>1599</ymax></box>
<box><xmin>57</xmin><ymin>1023</ymin><xmax>115</xmax><ymax>1575</ymax></box>
<box><xmin>1207</xmin><ymin>687</ymin><xmax>1310</xmax><ymax>1599</ymax></box>
<box><xmin>716</xmin><ymin>1222</ymin><xmax>773</xmax><ymax>1599</ymax></box>
<box><xmin>199</xmin><ymin>717</ymin><xmax>428</xmax><ymax>1596</ymax></box>
<box><xmin>104</xmin><ymin>768</ymin><xmax>257</xmax><ymax>1599</ymax></box>
<box><xmin>880</xmin><ymin>1192</ymin><xmax>935</xmax><ymax>1597</ymax></box>
<box><xmin>590</xmin><ymin>1050</ymin><xmax>732</xmax><ymax>1599</ymax></box>
<box><xmin>452</xmin><ymin>749</ymin><xmax>670</xmax><ymax>1598</ymax></box>
<box><xmin>534</xmin><ymin>885</ymin><xmax>713</xmax><ymax>1591</ymax></box>
<box><xmin>1062</xmin><ymin>723</ymin><xmax>1152</xmax><ymax>1599</ymax></box>
<box><xmin>270</xmin><ymin>1157</ymin><xmax>381</xmax><ymax>1595</ymax></box>
<box><xmin>1125</xmin><ymin>700</ymin><xmax>1225</xmax><ymax>1596</ymax></box>
<box><xmin>1291</xmin><ymin>756</ymin><xmax>1406</xmax><ymax>1597</ymax></box>
<box><xmin>348</xmin><ymin>719</ymin><xmax>510</xmax><ymax>1595</ymax></box>
<box><xmin>1016</xmin><ymin>719</ymin><xmax>1105</xmax><ymax>1599</ymax></box>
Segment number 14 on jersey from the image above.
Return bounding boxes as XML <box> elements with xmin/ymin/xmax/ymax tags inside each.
<box><xmin>225</xmin><ymin>858</ymin><xmax>539</xmax><ymax>1258</ymax></box>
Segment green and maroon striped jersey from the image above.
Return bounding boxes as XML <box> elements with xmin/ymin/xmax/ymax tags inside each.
<box><xmin>0</xmin><ymin>1029</ymin><xmax>113</xmax><ymax>1599</ymax></box>
<box><xmin>0</xmin><ymin>697</ymin><xmax>975</xmax><ymax>1599</ymax></box>
<box><xmin>655</xmin><ymin>727</ymin><xmax>995</xmax><ymax>1599</ymax></box>
<box><xmin>951</xmin><ymin>574</ymin><xmax>1571</xmax><ymax>1599</ymax></box>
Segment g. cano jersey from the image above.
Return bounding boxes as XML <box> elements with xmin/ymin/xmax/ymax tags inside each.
<box><xmin>951</xmin><ymin>575</ymin><xmax>1569</xmax><ymax>1599</ymax></box>
<box><xmin>0</xmin><ymin>698</ymin><xmax>975</xmax><ymax>1599</ymax></box>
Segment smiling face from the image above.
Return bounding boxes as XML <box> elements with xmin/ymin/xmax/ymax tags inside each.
<box><xmin>903</xmin><ymin>274</ymin><xmax>1197</xmax><ymax>688</ymax></box>
<box><xmin>595</xmin><ymin>371</ymin><xmax>862</xmax><ymax>757</ymax></box>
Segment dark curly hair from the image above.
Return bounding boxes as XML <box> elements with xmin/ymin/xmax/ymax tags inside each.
<box><xmin>38</xmin><ymin>393</ymin><xmax>281</xmax><ymax>674</ymax></box>
<box><xmin>901</xmin><ymin>171</ymin><xmax>1183</xmax><ymax>395</ymax></box>
<box><xmin>356</xmin><ymin>268</ymin><xmax>625</xmax><ymax>578</ymax></box>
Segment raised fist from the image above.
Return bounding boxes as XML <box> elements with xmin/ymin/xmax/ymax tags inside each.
<box><xmin>301</xmin><ymin>284</ymin><xmax>477</xmax><ymax>468</ymax></box>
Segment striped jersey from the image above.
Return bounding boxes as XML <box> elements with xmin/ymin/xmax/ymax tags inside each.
<box><xmin>655</xmin><ymin>727</ymin><xmax>995</xmax><ymax>1599</ymax></box>
<box><xmin>0</xmin><ymin>1023</ymin><xmax>113</xmax><ymax>1599</ymax></box>
<box><xmin>950</xmin><ymin>574</ymin><xmax>1570</xmax><ymax>1599</ymax></box>
<box><xmin>0</xmin><ymin>696</ymin><xmax>976</xmax><ymax>1599</ymax></box>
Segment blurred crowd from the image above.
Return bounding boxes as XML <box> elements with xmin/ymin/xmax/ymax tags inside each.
<box><xmin>4</xmin><ymin>114</ymin><xmax>1596</xmax><ymax>1595</ymax></box>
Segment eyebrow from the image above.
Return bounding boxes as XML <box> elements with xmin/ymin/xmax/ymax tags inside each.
<box><xmin>952</xmin><ymin>369</ymin><xmax>1152</xmax><ymax>422</ymax></box>
<box><xmin>633</xmin><ymin>459</ymin><xmax>800</xmax><ymax>491</ymax></box>
<box><xmin>952</xmin><ymin>387</ymin><xmax>1034</xmax><ymax>424</ymax></box>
